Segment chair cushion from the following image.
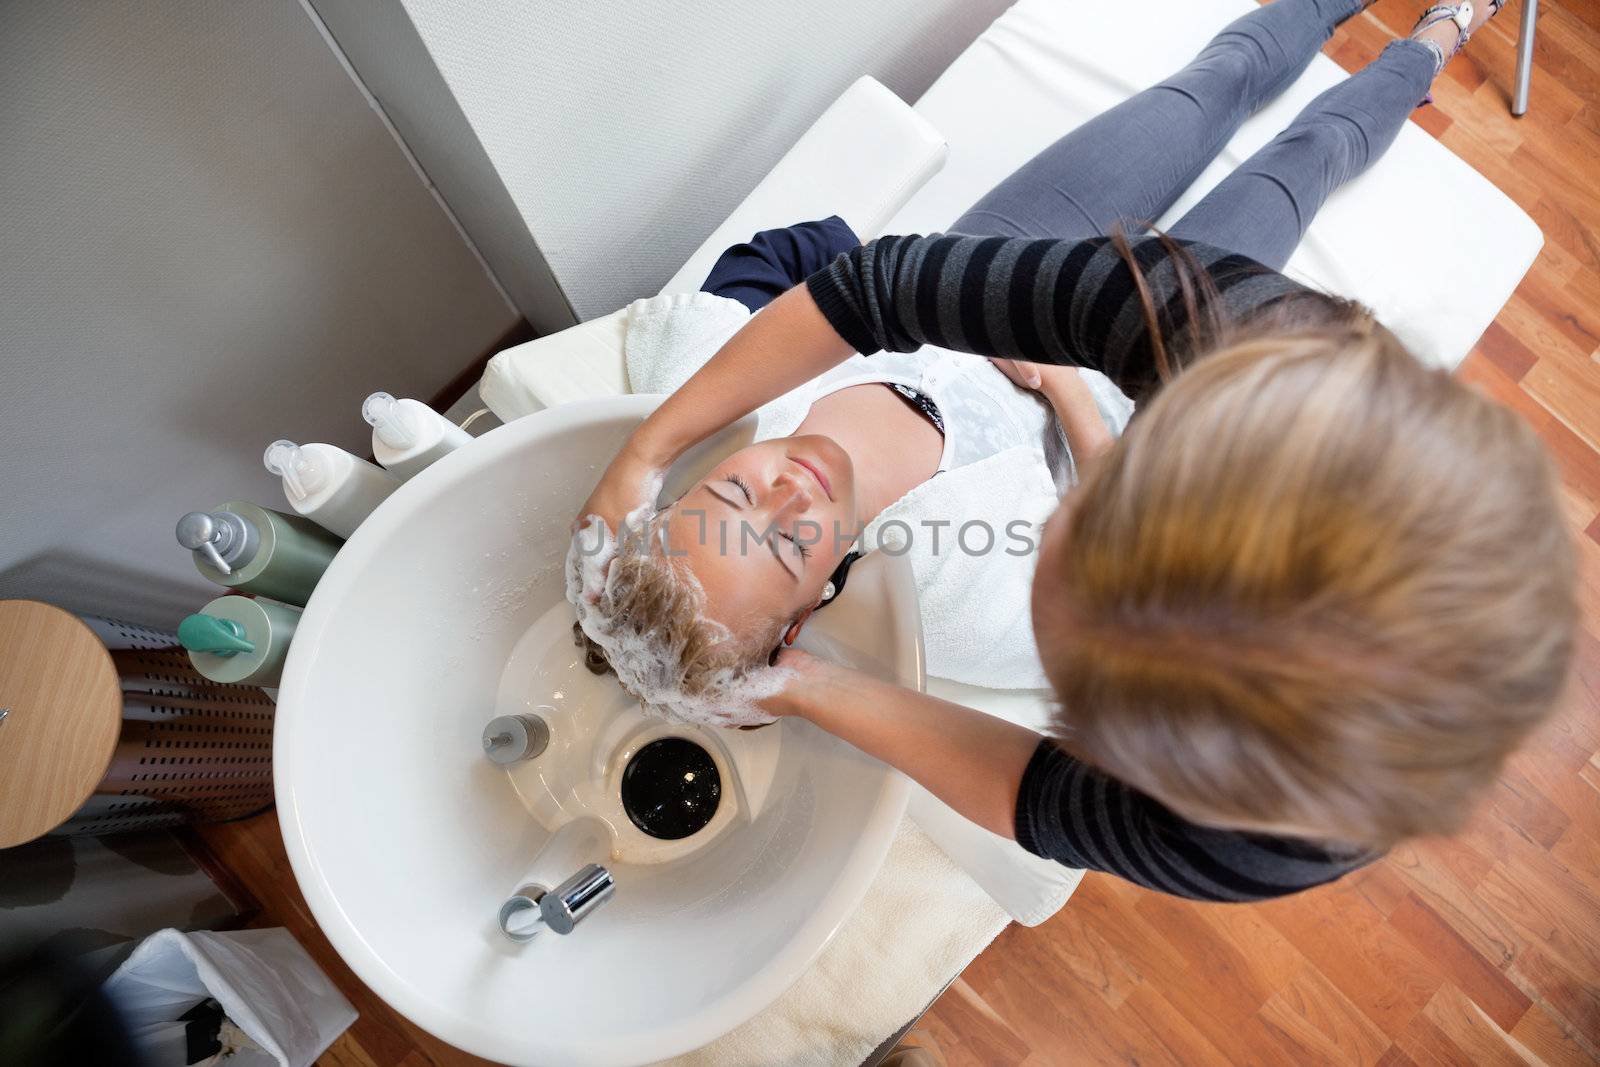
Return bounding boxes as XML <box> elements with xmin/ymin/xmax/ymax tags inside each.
<box><xmin>887</xmin><ymin>0</ymin><xmax>1542</xmax><ymax>369</ymax></box>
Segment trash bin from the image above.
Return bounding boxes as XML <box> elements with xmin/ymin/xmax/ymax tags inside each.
<box><xmin>101</xmin><ymin>928</ymin><xmax>356</xmax><ymax>1067</ymax></box>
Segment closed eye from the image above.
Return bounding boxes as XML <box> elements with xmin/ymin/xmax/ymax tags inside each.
<box><xmin>726</xmin><ymin>473</ymin><xmax>755</xmax><ymax>505</ymax></box>
<box><xmin>779</xmin><ymin>529</ymin><xmax>811</xmax><ymax>560</ymax></box>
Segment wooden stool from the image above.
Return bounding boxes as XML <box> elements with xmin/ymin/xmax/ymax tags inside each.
<box><xmin>0</xmin><ymin>600</ymin><xmax>275</xmax><ymax>848</ymax></box>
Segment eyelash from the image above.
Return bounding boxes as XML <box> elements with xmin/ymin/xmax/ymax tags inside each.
<box><xmin>780</xmin><ymin>530</ymin><xmax>812</xmax><ymax>560</ymax></box>
<box><xmin>724</xmin><ymin>473</ymin><xmax>809</xmax><ymax>561</ymax></box>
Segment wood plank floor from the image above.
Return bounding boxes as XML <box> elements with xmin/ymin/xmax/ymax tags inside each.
<box><xmin>198</xmin><ymin>2</ymin><xmax>1600</xmax><ymax>1063</ymax></box>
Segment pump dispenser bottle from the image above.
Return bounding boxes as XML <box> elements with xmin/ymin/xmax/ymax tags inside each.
<box><xmin>175</xmin><ymin>500</ymin><xmax>341</xmax><ymax>607</ymax></box>
<box><xmin>178</xmin><ymin>594</ymin><xmax>300</xmax><ymax>687</ymax></box>
<box><xmin>363</xmin><ymin>391</ymin><xmax>471</xmax><ymax>480</ymax></box>
<box><xmin>264</xmin><ymin>439</ymin><xmax>398</xmax><ymax>539</ymax></box>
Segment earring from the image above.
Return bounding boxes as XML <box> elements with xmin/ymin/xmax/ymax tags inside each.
<box><xmin>821</xmin><ymin>580</ymin><xmax>837</xmax><ymax>602</ymax></box>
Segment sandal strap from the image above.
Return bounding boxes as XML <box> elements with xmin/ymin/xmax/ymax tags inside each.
<box><xmin>1412</xmin><ymin>2</ymin><xmax>1475</xmax><ymax>73</ymax></box>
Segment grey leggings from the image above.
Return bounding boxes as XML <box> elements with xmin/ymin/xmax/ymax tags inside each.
<box><xmin>951</xmin><ymin>0</ymin><xmax>1436</xmax><ymax>270</ymax></box>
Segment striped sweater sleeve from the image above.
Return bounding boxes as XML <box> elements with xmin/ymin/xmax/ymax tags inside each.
<box><xmin>1015</xmin><ymin>741</ymin><xmax>1374</xmax><ymax>902</ymax></box>
<box><xmin>805</xmin><ymin>233</ymin><xmax>1306</xmax><ymax>403</ymax></box>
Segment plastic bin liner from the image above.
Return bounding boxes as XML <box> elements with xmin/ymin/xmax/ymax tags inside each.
<box><xmin>102</xmin><ymin>928</ymin><xmax>356</xmax><ymax>1067</ymax></box>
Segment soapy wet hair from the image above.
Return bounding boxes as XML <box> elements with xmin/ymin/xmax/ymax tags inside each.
<box><xmin>566</xmin><ymin>513</ymin><xmax>787</xmax><ymax>728</ymax></box>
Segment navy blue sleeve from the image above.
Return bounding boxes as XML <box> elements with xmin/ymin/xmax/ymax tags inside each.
<box><xmin>701</xmin><ymin>215</ymin><xmax>861</xmax><ymax>313</ymax></box>
<box><xmin>1015</xmin><ymin>740</ymin><xmax>1374</xmax><ymax>902</ymax></box>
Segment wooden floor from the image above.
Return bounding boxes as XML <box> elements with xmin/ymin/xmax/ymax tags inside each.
<box><xmin>197</xmin><ymin>2</ymin><xmax>1600</xmax><ymax>1064</ymax></box>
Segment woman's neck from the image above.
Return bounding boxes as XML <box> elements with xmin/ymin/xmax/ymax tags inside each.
<box><xmin>795</xmin><ymin>384</ymin><xmax>942</xmax><ymax>523</ymax></box>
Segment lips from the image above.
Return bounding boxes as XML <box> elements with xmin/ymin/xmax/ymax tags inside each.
<box><xmin>792</xmin><ymin>456</ymin><xmax>832</xmax><ymax>501</ymax></box>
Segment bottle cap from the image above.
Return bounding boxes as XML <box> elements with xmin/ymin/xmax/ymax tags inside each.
<box><xmin>176</xmin><ymin>510</ymin><xmax>258</xmax><ymax>575</ymax></box>
<box><xmin>177</xmin><ymin>613</ymin><xmax>255</xmax><ymax>656</ymax></box>
<box><xmin>263</xmin><ymin>440</ymin><xmax>327</xmax><ymax>500</ymax></box>
<box><xmin>363</xmin><ymin>391</ymin><xmax>420</xmax><ymax>449</ymax></box>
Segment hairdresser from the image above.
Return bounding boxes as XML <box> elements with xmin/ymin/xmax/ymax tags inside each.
<box><xmin>577</xmin><ymin>0</ymin><xmax>1574</xmax><ymax>900</ymax></box>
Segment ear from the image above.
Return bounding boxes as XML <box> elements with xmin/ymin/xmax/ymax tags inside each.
<box><xmin>782</xmin><ymin>605</ymin><xmax>818</xmax><ymax>646</ymax></box>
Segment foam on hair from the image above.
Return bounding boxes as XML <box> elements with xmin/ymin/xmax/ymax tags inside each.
<box><xmin>566</xmin><ymin>513</ymin><xmax>787</xmax><ymax>727</ymax></box>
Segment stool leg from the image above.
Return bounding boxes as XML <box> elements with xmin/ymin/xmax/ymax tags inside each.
<box><xmin>1513</xmin><ymin>0</ymin><xmax>1538</xmax><ymax>116</ymax></box>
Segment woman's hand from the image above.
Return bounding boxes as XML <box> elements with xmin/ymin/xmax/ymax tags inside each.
<box><xmin>994</xmin><ymin>357</ymin><xmax>1073</xmax><ymax>397</ymax></box>
<box><xmin>573</xmin><ymin>445</ymin><xmax>663</xmax><ymax>536</ymax></box>
<box><xmin>759</xmin><ymin>645</ymin><xmax>1042</xmax><ymax>840</ymax></box>
<box><xmin>759</xmin><ymin>646</ymin><xmax>850</xmax><ymax>719</ymax></box>
<box><xmin>996</xmin><ymin>359</ymin><xmax>1113</xmax><ymax>465</ymax></box>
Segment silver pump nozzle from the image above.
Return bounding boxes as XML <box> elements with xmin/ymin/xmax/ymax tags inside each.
<box><xmin>176</xmin><ymin>510</ymin><xmax>260</xmax><ymax>575</ymax></box>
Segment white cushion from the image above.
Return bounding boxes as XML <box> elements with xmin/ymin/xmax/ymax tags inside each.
<box><xmin>480</xmin><ymin>76</ymin><xmax>948</xmax><ymax>422</ymax></box>
<box><xmin>479</xmin><ymin>307</ymin><xmax>629</xmax><ymax>422</ymax></box>
<box><xmin>887</xmin><ymin>0</ymin><xmax>1542</xmax><ymax>370</ymax></box>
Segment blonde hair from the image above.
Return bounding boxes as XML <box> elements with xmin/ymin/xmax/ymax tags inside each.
<box><xmin>1044</xmin><ymin>326</ymin><xmax>1577</xmax><ymax>847</ymax></box>
<box><xmin>572</xmin><ymin>518</ymin><xmax>783</xmax><ymax>724</ymax></box>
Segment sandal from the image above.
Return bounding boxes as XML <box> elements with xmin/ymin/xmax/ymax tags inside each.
<box><xmin>1410</xmin><ymin>0</ymin><xmax>1508</xmax><ymax>76</ymax></box>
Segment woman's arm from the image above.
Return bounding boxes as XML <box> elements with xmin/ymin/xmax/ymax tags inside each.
<box><xmin>577</xmin><ymin>285</ymin><xmax>858</xmax><ymax>530</ymax></box>
<box><xmin>807</xmin><ymin>233</ymin><xmax>1303</xmax><ymax>403</ymax></box>
<box><xmin>767</xmin><ymin>651</ymin><xmax>1374</xmax><ymax>901</ymax></box>
<box><xmin>764</xmin><ymin>649</ymin><xmax>1040</xmax><ymax>838</ymax></box>
<box><xmin>1042</xmin><ymin>368</ymin><xmax>1114</xmax><ymax>465</ymax></box>
<box><xmin>994</xmin><ymin>358</ymin><xmax>1114</xmax><ymax>465</ymax></box>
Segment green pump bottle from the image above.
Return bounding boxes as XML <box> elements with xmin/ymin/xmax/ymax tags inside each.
<box><xmin>175</xmin><ymin>500</ymin><xmax>341</xmax><ymax>607</ymax></box>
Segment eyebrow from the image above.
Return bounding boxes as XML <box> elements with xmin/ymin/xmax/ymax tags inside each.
<box><xmin>698</xmin><ymin>483</ymin><xmax>801</xmax><ymax>581</ymax></box>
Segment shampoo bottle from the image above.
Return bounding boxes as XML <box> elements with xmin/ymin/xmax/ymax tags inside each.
<box><xmin>175</xmin><ymin>500</ymin><xmax>341</xmax><ymax>607</ymax></box>
<box><xmin>363</xmin><ymin>391</ymin><xmax>472</xmax><ymax>480</ymax></box>
<box><xmin>263</xmin><ymin>439</ymin><xmax>398</xmax><ymax>539</ymax></box>
<box><xmin>178</xmin><ymin>594</ymin><xmax>300</xmax><ymax>687</ymax></box>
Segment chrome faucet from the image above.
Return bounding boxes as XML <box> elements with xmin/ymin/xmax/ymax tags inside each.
<box><xmin>495</xmin><ymin>814</ymin><xmax>614</xmax><ymax>943</ymax></box>
<box><xmin>499</xmin><ymin>864</ymin><xmax>615</xmax><ymax>942</ymax></box>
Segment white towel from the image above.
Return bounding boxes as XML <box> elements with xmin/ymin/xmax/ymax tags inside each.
<box><xmin>659</xmin><ymin>818</ymin><xmax>1010</xmax><ymax>1067</ymax></box>
<box><xmin>625</xmin><ymin>292</ymin><xmax>814</xmax><ymax>444</ymax></box>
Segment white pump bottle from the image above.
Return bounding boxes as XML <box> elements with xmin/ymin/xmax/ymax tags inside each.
<box><xmin>263</xmin><ymin>439</ymin><xmax>398</xmax><ymax>539</ymax></box>
<box><xmin>363</xmin><ymin>391</ymin><xmax>472</xmax><ymax>480</ymax></box>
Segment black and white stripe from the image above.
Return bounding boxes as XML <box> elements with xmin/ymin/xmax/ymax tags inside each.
<box><xmin>1016</xmin><ymin>741</ymin><xmax>1374</xmax><ymax>902</ymax></box>
<box><xmin>805</xmin><ymin>233</ymin><xmax>1306</xmax><ymax>405</ymax></box>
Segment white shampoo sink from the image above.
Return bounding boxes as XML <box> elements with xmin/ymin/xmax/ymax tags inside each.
<box><xmin>274</xmin><ymin>396</ymin><xmax>916</xmax><ymax>1066</ymax></box>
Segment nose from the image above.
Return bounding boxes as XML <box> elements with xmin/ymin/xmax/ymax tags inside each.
<box><xmin>766</xmin><ymin>471</ymin><xmax>813</xmax><ymax>523</ymax></box>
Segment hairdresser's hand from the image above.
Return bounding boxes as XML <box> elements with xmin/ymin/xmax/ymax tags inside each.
<box><xmin>995</xmin><ymin>357</ymin><xmax>1070</xmax><ymax>395</ymax></box>
<box><xmin>759</xmin><ymin>646</ymin><xmax>853</xmax><ymax>720</ymax></box>
<box><xmin>997</xmin><ymin>359</ymin><xmax>1113</xmax><ymax>464</ymax></box>
<box><xmin>574</xmin><ymin>445</ymin><xmax>661</xmax><ymax>537</ymax></box>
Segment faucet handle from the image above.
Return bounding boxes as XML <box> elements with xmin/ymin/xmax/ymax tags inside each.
<box><xmin>540</xmin><ymin>864</ymin><xmax>615</xmax><ymax>935</ymax></box>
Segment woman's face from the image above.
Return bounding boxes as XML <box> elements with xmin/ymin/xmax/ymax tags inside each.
<box><xmin>660</xmin><ymin>435</ymin><xmax>859</xmax><ymax>646</ymax></box>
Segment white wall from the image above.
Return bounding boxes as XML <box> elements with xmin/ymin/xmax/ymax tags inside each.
<box><xmin>375</xmin><ymin>0</ymin><xmax>1012</xmax><ymax>319</ymax></box>
<box><xmin>0</xmin><ymin>3</ymin><xmax>520</xmax><ymax>627</ymax></box>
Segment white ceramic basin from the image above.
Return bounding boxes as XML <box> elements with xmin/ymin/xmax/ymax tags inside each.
<box><xmin>275</xmin><ymin>396</ymin><xmax>917</xmax><ymax>1066</ymax></box>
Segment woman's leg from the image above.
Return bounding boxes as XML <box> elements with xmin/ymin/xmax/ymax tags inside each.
<box><xmin>1166</xmin><ymin>39</ymin><xmax>1435</xmax><ymax>269</ymax></box>
<box><xmin>950</xmin><ymin>0</ymin><xmax>1367</xmax><ymax>241</ymax></box>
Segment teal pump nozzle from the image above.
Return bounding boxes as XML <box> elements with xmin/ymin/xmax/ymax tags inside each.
<box><xmin>178</xmin><ymin>612</ymin><xmax>256</xmax><ymax>656</ymax></box>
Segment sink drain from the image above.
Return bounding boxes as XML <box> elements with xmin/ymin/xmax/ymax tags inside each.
<box><xmin>620</xmin><ymin>737</ymin><xmax>721</xmax><ymax>840</ymax></box>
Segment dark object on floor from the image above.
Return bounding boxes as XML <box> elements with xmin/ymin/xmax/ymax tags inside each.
<box><xmin>620</xmin><ymin>737</ymin><xmax>720</xmax><ymax>840</ymax></box>
<box><xmin>179</xmin><ymin>997</ymin><xmax>224</xmax><ymax>1064</ymax></box>
<box><xmin>0</xmin><ymin>946</ymin><xmax>146</xmax><ymax>1067</ymax></box>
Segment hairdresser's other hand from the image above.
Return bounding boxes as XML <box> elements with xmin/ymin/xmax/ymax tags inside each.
<box><xmin>574</xmin><ymin>445</ymin><xmax>661</xmax><ymax>536</ymax></box>
<box><xmin>994</xmin><ymin>357</ymin><xmax>1073</xmax><ymax>395</ymax></box>
<box><xmin>759</xmin><ymin>646</ymin><xmax>853</xmax><ymax>720</ymax></box>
